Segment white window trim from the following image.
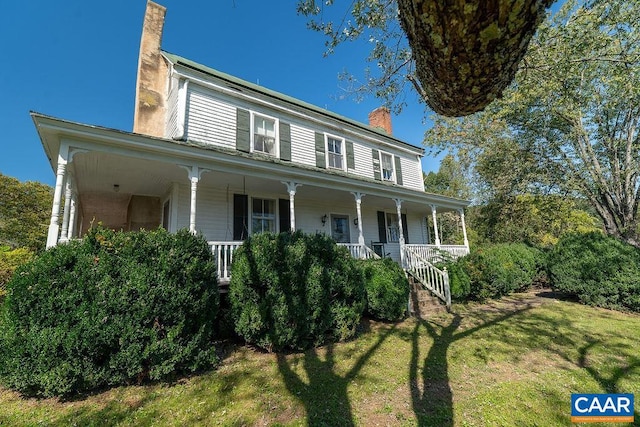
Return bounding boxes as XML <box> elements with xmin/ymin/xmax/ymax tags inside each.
<box><xmin>325</xmin><ymin>133</ymin><xmax>346</xmax><ymax>171</ymax></box>
<box><xmin>379</xmin><ymin>151</ymin><xmax>396</xmax><ymax>183</ymax></box>
<box><xmin>250</xmin><ymin>111</ymin><xmax>279</xmax><ymax>157</ymax></box>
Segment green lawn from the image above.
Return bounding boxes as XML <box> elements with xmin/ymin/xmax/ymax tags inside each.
<box><xmin>1</xmin><ymin>290</ymin><xmax>638</xmax><ymax>426</ymax></box>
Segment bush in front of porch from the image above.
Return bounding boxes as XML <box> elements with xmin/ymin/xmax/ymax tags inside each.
<box><xmin>441</xmin><ymin>243</ymin><xmax>546</xmax><ymax>301</ymax></box>
<box><xmin>359</xmin><ymin>257</ymin><xmax>409</xmax><ymax>321</ymax></box>
<box><xmin>229</xmin><ymin>231</ymin><xmax>365</xmax><ymax>351</ymax></box>
<box><xmin>0</xmin><ymin>227</ymin><xmax>219</xmax><ymax>398</ymax></box>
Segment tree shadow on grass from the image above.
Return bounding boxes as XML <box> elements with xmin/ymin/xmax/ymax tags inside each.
<box><xmin>276</xmin><ymin>321</ymin><xmax>397</xmax><ymax>426</ymax></box>
<box><xmin>411</xmin><ymin>293</ymin><xmax>640</xmax><ymax>427</ymax></box>
<box><xmin>410</xmin><ymin>302</ymin><xmax>538</xmax><ymax>426</ymax></box>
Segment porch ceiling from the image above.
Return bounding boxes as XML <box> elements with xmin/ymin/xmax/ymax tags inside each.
<box><xmin>71</xmin><ymin>151</ymin><xmax>186</xmax><ymax>197</ymax></box>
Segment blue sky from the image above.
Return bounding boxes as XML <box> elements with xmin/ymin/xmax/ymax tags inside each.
<box><xmin>0</xmin><ymin>1</ymin><xmax>435</xmax><ymax>186</ymax></box>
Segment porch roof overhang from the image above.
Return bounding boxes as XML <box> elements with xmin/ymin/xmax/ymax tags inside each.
<box><xmin>32</xmin><ymin>112</ymin><xmax>470</xmax><ymax>212</ymax></box>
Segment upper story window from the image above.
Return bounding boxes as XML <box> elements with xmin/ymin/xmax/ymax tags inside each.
<box><xmin>380</xmin><ymin>152</ymin><xmax>394</xmax><ymax>182</ymax></box>
<box><xmin>252</xmin><ymin>113</ymin><xmax>278</xmax><ymax>156</ymax></box>
<box><xmin>326</xmin><ymin>135</ymin><xmax>344</xmax><ymax>170</ymax></box>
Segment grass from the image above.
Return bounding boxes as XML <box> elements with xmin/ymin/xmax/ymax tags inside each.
<box><xmin>0</xmin><ymin>290</ymin><xmax>639</xmax><ymax>426</ymax></box>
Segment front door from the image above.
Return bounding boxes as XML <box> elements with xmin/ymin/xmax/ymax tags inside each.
<box><xmin>331</xmin><ymin>214</ymin><xmax>350</xmax><ymax>243</ymax></box>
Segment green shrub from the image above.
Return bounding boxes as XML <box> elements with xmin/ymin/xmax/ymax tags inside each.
<box><xmin>359</xmin><ymin>257</ymin><xmax>409</xmax><ymax>321</ymax></box>
<box><xmin>437</xmin><ymin>257</ymin><xmax>472</xmax><ymax>301</ymax></box>
<box><xmin>0</xmin><ymin>227</ymin><xmax>219</xmax><ymax>397</ymax></box>
<box><xmin>229</xmin><ymin>232</ymin><xmax>365</xmax><ymax>351</ymax></box>
<box><xmin>0</xmin><ymin>246</ymin><xmax>34</xmax><ymax>298</ymax></box>
<box><xmin>549</xmin><ymin>232</ymin><xmax>640</xmax><ymax>312</ymax></box>
<box><xmin>462</xmin><ymin>243</ymin><xmax>542</xmax><ymax>301</ymax></box>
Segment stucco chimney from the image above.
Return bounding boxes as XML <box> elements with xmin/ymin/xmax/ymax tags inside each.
<box><xmin>133</xmin><ymin>1</ymin><xmax>169</xmax><ymax>137</ymax></box>
<box><xmin>368</xmin><ymin>107</ymin><xmax>393</xmax><ymax>135</ymax></box>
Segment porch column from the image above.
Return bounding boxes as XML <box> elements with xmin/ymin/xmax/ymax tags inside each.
<box><xmin>68</xmin><ymin>193</ymin><xmax>78</xmax><ymax>240</ymax></box>
<box><xmin>431</xmin><ymin>204</ymin><xmax>441</xmax><ymax>247</ymax></box>
<box><xmin>59</xmin><ymin>177</ymin><xmax>73</xmax><ymax>242</ymax></box>
<box><xmin>182</xmin><ymin>166</ymin><xmax>211</xmax><ymax>234</ymax></box>
<box><xmin>189</xmin><ymin>169</ymin><xmax>198</xmax><ymax>234</ymax></box>
<box><xmin>282</xmin><ymin>181</ymin><xmax>301</xmax><ymax>231</ymax></box>
<box><xmin>393</xmin><ymin>198</ymin><xmax>405</xmax><ymax>266</ymax></box>
<box><xmin>351</xmin><ymin>192</ymin><xmax>365</xmax><ymax>246</ymax></box>
<box><xmin>46</xmin><ymin>150</ymin><xmax>68</xmax><ymax>248</ymax></box>
<box><xmin>459</xmin><ymin>208</ymin><xmax>469</xmax><ymax>248</ymax></box>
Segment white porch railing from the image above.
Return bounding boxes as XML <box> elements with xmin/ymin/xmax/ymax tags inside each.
<box><xmin>403</xmin><ymin>244</ymin><xmax>469</xmax><ymax>263</ymax></box>
<box><xmin>337</xmin><ymin>243</ymin><xmax>381</xmax><ymax>260</ymax></box>
<box><xmin>402</xmin><ymin>245</ymin><xmax>451</xmax><ymax>309</ymax></box>
<box><xmin>209</xmin><ymin>241</ymin><xmax>381</xmax><ymax>283</ymax></box>
<box><xmin>208</xmin><ymin>241</ymin><xmax>243</xmax><ymax>283</ymax></box>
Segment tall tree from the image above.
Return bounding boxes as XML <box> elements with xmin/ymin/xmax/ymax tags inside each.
<box><xmin>297</xmin><ymin>0</ymin><xmax>553</xmax><ymax>116</ymax></box>
<box><xmin>0</xmin><ymin>174</ymin><xmax>52</xmax><ymax>251</ymax></box>
<box><xmin>423</xmin><ymin>154</ymin><xmax>471</xmax><ymax>199</ymax></box>
<box><xmin>426</xmin><ymin>0</ymin><xmax>640</xmax><ymax>246</ymax></box>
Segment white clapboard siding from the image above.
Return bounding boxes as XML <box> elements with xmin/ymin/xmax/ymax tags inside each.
<box><xmin>406</xmin><ymin>210</ymin><xmax>428</xmax><ymax>244</ymax></box>
<box><xmin>165</xmin><ymin>77</ymin><xmax>180</xmax><ymax>139</ymax></box>
<box><xmin>174</xmin><ymin>182</ymin><xmax>236</xmax><ymax>241</ymax></box>
<box><xmin>400</xmin><ymin>156</ymin><xmax>424</xmax><ymax>191</ymax></box>
<box><xmin>290</xmin><ymin>124</ymin><xmax>316</xmax><ymax>167</ymax></box>
<box><xmin>185</xmin><ymin>86</ymin><xmax>237</xmax><ymax>148</ymax></box>
<box><xmin>352</xmin><ymin>140</ymin><xmax>375</xmax><ymax>180</ymax></box>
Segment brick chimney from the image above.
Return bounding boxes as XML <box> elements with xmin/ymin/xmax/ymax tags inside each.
<box><xmin>133</xmin><ymin>1</ymin><xmax>169</xmax><ymax>137</ymax></box>
<box><xmin>368</xmin><ymin>107</ymin><xmax>392</xmax><ymax>135</ymax></box>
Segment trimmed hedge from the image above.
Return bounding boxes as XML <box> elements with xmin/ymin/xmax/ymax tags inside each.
<box><xmin>549</xmin><ymin>232</ymin><xmax>640</xmax><ymax>312</ymax></box>
<box><xmin>229</xmin><ymin>232</ymin><xmax>365</xmax><ymax>351</ymax></box>
<box><xmin>360</xmin><ymin>257</ymin><xmax>409</xmax><ymax>321</ymax></box>
<box><xmin>0</xmin><ymin>227</ymin><xmax>219</xmax><ymax>397</ymax></box>
<box><xmin>448</xmin><ymin>243</ymin><xmax>544</xmax><ymax>301</ymax></box>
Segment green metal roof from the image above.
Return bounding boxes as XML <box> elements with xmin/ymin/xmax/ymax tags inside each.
<box><xmin>161</xmin><ymin>50</ymin><xmax>425</xmax><ymax>155</ymax></box>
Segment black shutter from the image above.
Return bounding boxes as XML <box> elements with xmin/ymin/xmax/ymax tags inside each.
<box><xmin>315</xmin><ymin>132</ymin><xmax>326</xmax><ymax>168</ymax></box>
<box><xmin>279</xmin><ymin>198</ymin><xmax>290</xmax><ymax>232</ymax></box>
<box><xmin>346</xmin><ymin>140</ymin><xmax>355</xmax><ymax>169</ymax></box>
<box><xmin>401</xmin><ymin>213</ymin><xmax>409</xmax><ymax>244</ymax></box>
<box><xmin>280</xmin><ymin>122</ymin><xmax>291</xmax><ymax>161</ymax></box>
<box><xmin>236</xmin><ymin>108</ymin><xmax>251</xmax><ymax>152</ymax></box>
<box><xmin>372</xmin><ymin>149</ymin><xmax>381</xmax><ymax>180</ymax></box>
<box><xmin>233</xmin><ymin>194</ymin><xmax>248</xmax><ymax>240</ymax></box>
<box><xmin>394</xmin><ymin>155</ymin><xmax>403</xmax><ymax>186</ymax></box>
<box><xmin>377</xmin><ymin>211</ymin><xmax>387</xmax><ymax>243</ymax></box>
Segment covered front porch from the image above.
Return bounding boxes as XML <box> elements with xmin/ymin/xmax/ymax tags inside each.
<box><xmin>36</xmin><ymin>114</ymin><xmax>469</xmax><ymax>306</ymax></box>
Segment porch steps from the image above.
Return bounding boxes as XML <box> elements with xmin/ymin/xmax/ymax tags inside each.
<box><xmin>408</xmin><ymin>277</ymin><xmax>447</xmax><ymax>319</ymax></box>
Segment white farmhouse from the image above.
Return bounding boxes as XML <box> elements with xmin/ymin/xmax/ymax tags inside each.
<box><xmin>34</xmin><ymin>1</ymin><xmax>470</xmax><ymax>307</ymax></box>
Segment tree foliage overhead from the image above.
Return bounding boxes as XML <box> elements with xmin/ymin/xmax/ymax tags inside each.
<box><xmin>0</xmin><ymin>174</ymin><xmax>52</xmax><ymax>252</ymax></box>
<box><xmin>423</xmin><ymin>154</ymin><xmax>471</xmax><ymax>199</ymax></box>
<box><xmin>426</xmin><ymin>0</ymin><xmax>640</xmax><ymax>246</ymax></box>
<box><xmin>297</xmin><ymin>0</ymin><xmax>552</xmax><ymax>116</ymax></box>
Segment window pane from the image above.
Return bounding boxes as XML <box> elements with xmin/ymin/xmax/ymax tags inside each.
<box><xmin>252</xmin><ymin>198</ymin><xmax>262</xmax><ymax>215</ymax></box>
<box><xmin>328</xmin><ymin>152</ymin><xmax>342</xmax><ymax>169</ymax></box>
<box><xmin>328</xmin><ymin>137</ymin><xmax>342</xmax><ymax>154</ymax></box>
<box><xmin>263</xmin><ymin>199</ymin><xmax>275</xmax><ymax>216</ymax></box>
